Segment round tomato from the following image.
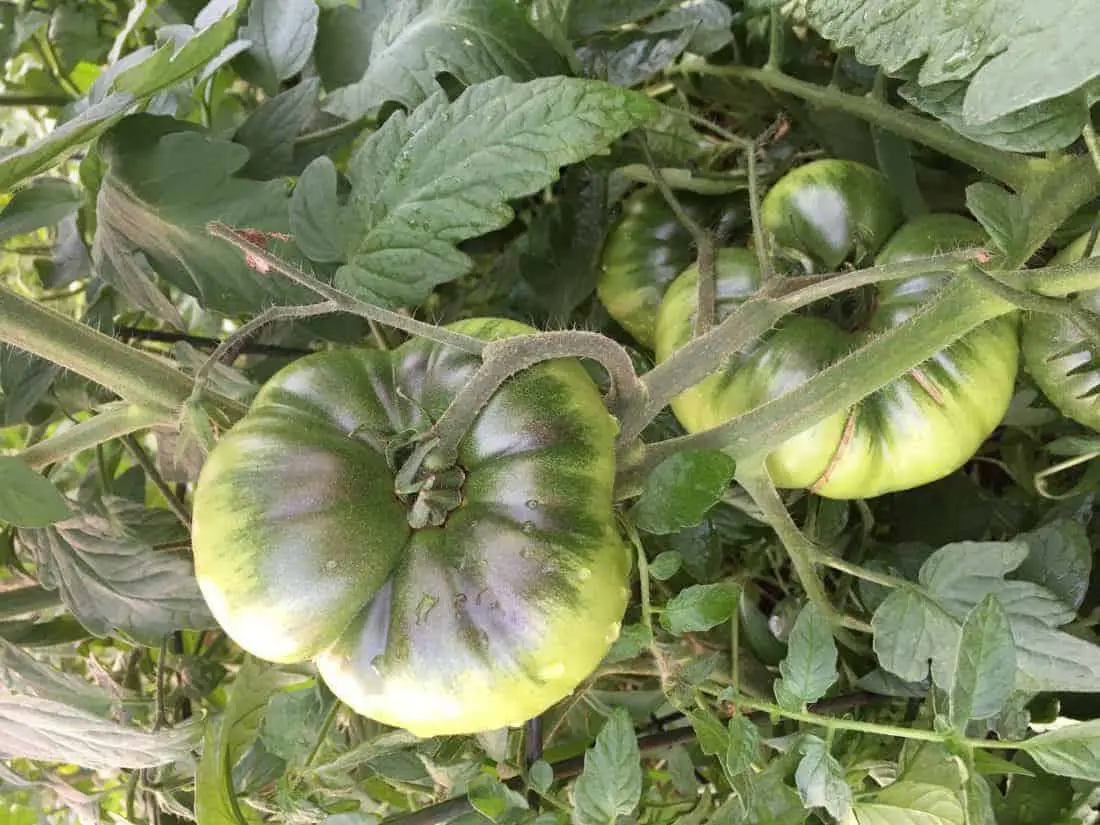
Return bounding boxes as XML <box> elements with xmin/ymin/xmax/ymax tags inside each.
<box><xmin>191</xmin><ymin>318</ymin><xmax>631</xmax><ymax>737</ymax></box>
<box><xmin>761</xmin><ymin>159</ymin><xmax>904</xmax><ymax>270</ymax></box>
<box><xmin>1022</xmin><ymin>233</ymin><xmax>1100</xmax><ymax>430</ymax></box>
<box><xmin>654</xmin><ymin>213</ymin><xmax>1019</xmax><ymax>498</ymax></box>
<box><xmin>598</xmin><ymin>187</ymin><xmax>745</xmax><ymax>349</ymax></box>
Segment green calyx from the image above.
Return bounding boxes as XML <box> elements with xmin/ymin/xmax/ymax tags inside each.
<box><xmin>392</xmin><ymin>436</ymin><xmax>467</xmax><ymax>529</ymax></box>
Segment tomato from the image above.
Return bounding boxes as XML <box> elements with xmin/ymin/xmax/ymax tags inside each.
<box><xmin>598</xmin><ymin>186</ymin><xmax>745</xmax><ymax>349</ymax></box>
<box><xmin>1021</xmin><ymin>233</ymin><xmax>1100</xmax><ymax>430</ymax></box>
<box><xmin>654</xmin><ymin>213</ymin><xmax>1019</xmax><ymax>498</ymax></box>
<box><xmin>191</xmin><ymin>318</ymin><xmax>631</xmax><ymax>737</ymax></box>
<box><xmin>761</xmin><ymin>159</ymin><xmax>904</xmax><ymax>270</ymax></box>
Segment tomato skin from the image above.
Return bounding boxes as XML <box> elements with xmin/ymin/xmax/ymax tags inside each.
<box><xmin>598</xmin><ymin>187</ymin><xmax>744</xmax><ymax>349</ymax></box>
<box><xmin>655</xmin><ymin>213</ymin><xmax>1019</xmax><ymax>498</ymax></box>
<box><xmin>1021</xmin><ymin>234</ymin><xmax>1100</xmax><ymax>430</ymax></box>
<box><xmin>761</xmin><ymin>159</ymin><xmax>904</xmax><ymax>269</ymax></box>
<box><xmin>192</xmin><ymin>318</ymin><xmax>631</xmax><ymax>737</ymax></box>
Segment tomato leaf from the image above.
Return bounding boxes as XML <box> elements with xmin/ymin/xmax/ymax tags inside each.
<box><xmin>0</xmin><ymin>458</ymin><xmax>71</xmax><ymax>528</ymax></box>
<box><xmin>94</xmin><ymin>117</ymin><xmax>310</xmax><ymax>320</ymax></box>
<box><xmin>1022</xmin><ymin>719</ymin><xmax>1100</xmax><ymax>781</ymax></box>
<box><xmin>0</xmin><ymin>695</ymin><xmax>200</xmax><ymax>770</ymax></box>
<box><xmin>802</xmin><ymin>0</ymin><xmax>1100</xmax><ymax>126</ymax></box>
<box><xmin>571</xmin><ymin>708</ymin><xmax>641</xmax><ymax>825</ymax></box>
<box><xmin>0</xmin><ymin>94</ymin><xmax>133</xmax><ymax>192</ymax></box>
<box><xmin>774</xmin><ymin>603</ymin><xmax>837</xmax><ymax>710</ymax></box>
<box><xmin>313</xmin><ymin>4</ymin><xmax>379</xmax><ymax>91</ymax></box>
<box><xmin>630</xmin><ymin>450</ymin><xmax>735</xmax><ymax>535</ymax></box>
<box><xmin>195</xmin><ymin>656</ymin><xmax>281</xmax><ymax>825</ymax></box>
<box><xmin>848</xmin><ymin>781</ymin><xmax>964</xmax><ymax>825</ymax></box>
<box><xmin>468</xmin><ymin>774</ymin><xmax>529</xmax><ymax>822</ymax></box>
<box><xmin>946</xmin><ymin>595</ymin><xmax>1016</xmax><ymax>730</ymax></box>
<box><xmin>1013</xmin><ymin>519</ymin><xmax>1092</xmax><ymax>611</ymax></box>
<box><xmin>0</xmin><ymin>1</ymin><xmax>246</xmax><ymax>190</ymax></box>
<box><xmin>324</xmin><ymin>0</ymin><xmax>568</xmax><ymax>120</ymax></box>
<box><xmin>233</xmin><ymin>77</ymin><xmax>320</xmax><ymax>180</ymax></box>
<box><xmin>872</xmin><ymin>588</ymin><xmax>959</xmax><ymax>683</ymax></box>
<box><xmin>795</xmin><ymin>734</ymin><xmax>852</xmax><ymax>821</ymax></box>
<box><xmin>724</xmin><ymin>714</ymin><xmax>760</xmax><ymax>779</ymax></box>
<box><xmin>18</xmin><ymin>508</ymin><xmax>213</xmax><ymax>644</ymax></box>
<box><xmin>0</xmin><ymin>178</ymin><xmax>82</xmax><ymax>243</ymax></box>
<box><xmin>259</xmin><ymin>684</ymin><xmax>332</xmax><ymax>766</ymax></box>
<box><xmin>660</xmin><ymin>582</ymin><xmax>738</xmax><ymax>635</ymax></box>
<box><xmin>900</xmin><ymin>80</ymin><xmax>1089</xmax><ymax>153</ymax></box>
<box><xmin>243</xmin><ymin>0</ymin><xmax>319</xmax><ymax>95</ymax></box>
<box><xmin>0</xmin><ymin>637</ymin><xmax>116</xmax><ymax>716</ymax></box>
<box><xmin>335</xmin><ymin>76</ymin><xmax>656</xmax><ymax>305</ymax></box>
<box><xmin>647</xmin><ymin>551</ymin><xmax>682</xmax><ymax>582</ymax></box>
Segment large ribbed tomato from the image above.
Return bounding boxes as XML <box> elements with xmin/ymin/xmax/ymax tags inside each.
<box><xmin>598</xmin><ymin>187</ymin><xmax>744</xmax><ymax>349</ymax></box>
<box><xmin>1022</xmin><ymin>233</ymin><xmax>1100</xmax><ymax>431</ymax></box>
<box><xmin>654</xmin><ymin>212</ymin><xmax>1019</xmax><ymax>498</ymax></box>
<box><xmin>191</xmin><ymin>318</ymin><xmax>631</xmax><ymax>737</ymax></box>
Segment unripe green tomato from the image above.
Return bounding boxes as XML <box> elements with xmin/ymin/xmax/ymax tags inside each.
<box><xmin>598</xmin><ymin>187</ymin><xmax>745</xmax><ymax>349</ymax></box>
<box><xmin>761</xmin><ymin>159</ymin><xmax>904</xmax><ymax>269</ymax></box>
<box><xmin>191</xmin><ymin>318</ymin><xmax>631</xmax><ymax>737</ymax></box>
<box><xmin>654</xmin><ymin>214</ymin><xmax>1019</xmax><ymax>499</ymax></box>
<box><xmin>1021</xmin><ymin>233</ymin><xmax>1100</xmax><ymax>430</ymax></box>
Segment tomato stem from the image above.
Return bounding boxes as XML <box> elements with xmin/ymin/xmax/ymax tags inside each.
<box><xmin>429</xmin><ymin>331</ymin><xmax>645</xmax><ymax>467</ymax></box>
<box><xmin>0</xmin><ymin>285</ymin><xmax>246</xmax><ymax>420</ymax></box>
<box><xmin>621</xmin><ymin>251</ymin><xmax>986</xmax><ymax>447</ymax></box>
<box><xmin>637</xmin><ymin>136</ymin><xmax>719</xmax><ymax>336</ymax></box>
<box><xmin>736</xmin><ymin>465</ymin><xmax>872</xmax><ymax>645</ymax></box>
<box><xmin>640</xmin><ymin>275</ymin><xmax>1012</xmax><ymax>468</ymax></box>
<box><xmin>670</xmin><ymin>64</ymin><xmax>1039</xmax><ymax>191</ymax></box>
<box><xmin>16</xmin><ymin>404</ymin><xmax>170</xmax><ymax>469</ymax></box>
<box><xmin>731</xmin><ymin>695</ymin><xmax>1027</xmax><ymax>750</ymax></box>
<box><xmin>205</xmin><ymin>223</ymin><xmax>488</xmax><ymax>356</ymax></box>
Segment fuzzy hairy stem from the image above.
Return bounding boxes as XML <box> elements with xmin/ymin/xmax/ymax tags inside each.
<box><xmin>430</xmin><ymin>331</ymin><xmax>645</xmax><ymax>467</ymax></box>
<box><xmin>671</xmin><ymin>64</ymin><xmax>1038</xmax><ymax>191</ymax></box>
<box><xmin>621</xmin><ymin>251</ymin><xmax>983</xmax><ymax>446</ymax></box>
<box><xmin>16</xmin><ymin>405</ymin><xmax>170</xmax><ymax>468</ymax></box>
<box><xmin>640</xmin><ymin>275</ymin><xmax>1012</xmax><ymax>470</ymax></box>
<box><xmin>206</xmin><ymin>223</ymin><xmax>486</xmax><ymax>355</ymax></box>
<box><xmin>0</xmin><ymin>285</ymin><xmax>246</xmax><ymax>420</ymax></box>
<box><xmin>737</xmin><ymin>465</ymin><xmax>872</xmax><ymax>642</ymax></box>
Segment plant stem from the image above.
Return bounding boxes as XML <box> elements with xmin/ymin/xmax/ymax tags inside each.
<box><xmin>120</xmin><ymin>435</ymin><xmax>191</xmax><ymax>530</ymax></box>
<box><xmin>305</xmin><ymin>700</ymin><xmax>342</xmax><ymax>768</ymax></box>
<box><xmin>430</xmin><ymin>331</ymin><xmax>644</xmax><ymax>466</ymax></box>
<box><xmin>732</xmin><ymin>696</ymin><xmax>1023</xmax><ymax>750</ymax></box>
<box><xmin>0</xmin><ymin>285</ymin><xmax>246</xmax><ymax>420</ymax></box>
<box><xmin>191</xmin><ymin>302</ymin><xmax>338</xmax><ymax>397</ymax></box>
<box><xmin>670</xmin><ymin>64</ymin><xmax>1037</xmax><ymax>191</ymax></box>
<box><xmin>0</xmin><ymin>93</ymin><xmax>72</xmax><ymax>107</ymax></box>
<box><xmin>622</xmin><ymin>251</ymin><xmax>983</xmax><ymax>445</ymax></box>
<box><xmin>642</xmin><ymin>276</ymin><xmax>1012</xmax><ymax>468</ymax></box>
<box><xmin>812</xmin><ymin>551</ymin><xmax>912</xmax><ymax>590</ymax></box>
<box><xmin>16</xmin><ymin>405</ymin><xmax>170</xmax><ymax>468</ymax></box>
<box><xmin>638</xmin><ymin>137</ymin><xmax>718</xmax><ymax>336</ymax></box>
<box><xmin>737</xmin><ymin>466</ymin><xmax>872</xmax><ymax>640</ymax></box>
<box><xmin>206</xmin><ymin>223</ymin><xmax>486</xmax><ymax>355</ymax></box>
<box><xmin>116</xmin><ymin>326</ymin><xmax>314</xmax><ymax>357</ymax></box>
<box><xmin>746</xmin><ymin>137</ymin><xmax>773</xmax><ymax>281</ymax></box>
